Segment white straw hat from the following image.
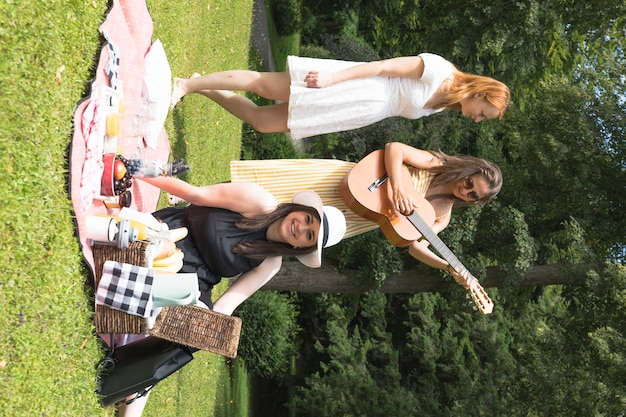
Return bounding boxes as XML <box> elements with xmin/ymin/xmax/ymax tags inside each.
<box><xmin>291</xmin><ymin>190</ymin><xmax>346</xmax><ymax>268</ymax></box>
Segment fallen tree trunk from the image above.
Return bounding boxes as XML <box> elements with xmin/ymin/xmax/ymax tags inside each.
<box><xmin>245</xmin><ymin>261</ymin><xmax>596</xmax><ymax>293</ymax></box>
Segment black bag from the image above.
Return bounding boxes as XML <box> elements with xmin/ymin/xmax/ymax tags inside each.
<box><xmin>96</xmin><ymin>336</ymin><xmax>194</xmax><ymax>406</ymax></box>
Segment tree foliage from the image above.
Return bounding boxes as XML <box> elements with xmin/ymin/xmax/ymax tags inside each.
<box><xmin>495</xmin><ymin>76</ymin><xmax>626</xmax><ymax>259</ymax></box>
<box><xmin>291</xmin><ymin>264</ymin><xmax>626</xmax><ymax>415</ymax></box>
<box><xmin>303</xmin><ymin>0</ymin><xmax>626</xmax><ymax>109</ymax></box>
<box><xmin>255</xmin><ymin>0</ymin><xmax>626</xmax><ymax>414</ymax></box>
<box><xmin>236</xmin><ymin>290</ymin><xmax>300</xmax><ymax>378</ymax></box>
<box><xmin>293</xmin><ymin>293</ymin><xmax>419</xmax><ymax>416</ymax></box>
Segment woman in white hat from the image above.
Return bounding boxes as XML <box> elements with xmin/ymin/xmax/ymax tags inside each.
<box><xmin>141</xmin><ymin>176</ymin><xmax>346</xmax><ymax>316</ymax></box>
<box><xmin>115</xmin><ymin>177</ymin><xmax>346</xmax><ymax>417</ymax></box>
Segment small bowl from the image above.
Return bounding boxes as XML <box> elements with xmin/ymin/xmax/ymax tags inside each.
<box><xmin>100</xmin><ymin>153</ymin><xmax>116</xmax><ymax>196</ymax></box>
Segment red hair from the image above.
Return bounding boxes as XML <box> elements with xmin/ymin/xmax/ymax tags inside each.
<box><xmin>442</xmin><ymin>72</ymin><xmax>511</xmax><ymax>119</ymax></box>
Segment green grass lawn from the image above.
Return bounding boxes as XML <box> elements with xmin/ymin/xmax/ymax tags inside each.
<box><xmin>0</xmin><ymin>0</ymin><xmax>253</xmax><ymax>415</ymax></box>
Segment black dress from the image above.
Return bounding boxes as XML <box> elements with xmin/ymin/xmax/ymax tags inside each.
<box><xmin>152</xmin><ymin>206</ymin><xmax>266</xmax><ymax>307</ymax></box>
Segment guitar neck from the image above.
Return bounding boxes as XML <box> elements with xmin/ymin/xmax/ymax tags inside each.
<box><xmin>408</xmin><ymin>211</ymin><xmax>495</xmax><ymax>314</ymax></box>
<box><xmin>406</xmin><ymin>212</ymin><xmax>468</xmax><ymax>278</ymax></box>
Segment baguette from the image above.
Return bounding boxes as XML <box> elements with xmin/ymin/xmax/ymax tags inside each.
<box><xmin>154</xmin><ymin>240</ymin><xmax>176</xmax><ymax>260</ymax></box>
<box><xmin>168</xmin><ymin>227</ymin><xmax>188</xmax><ymax>242</ymax></box>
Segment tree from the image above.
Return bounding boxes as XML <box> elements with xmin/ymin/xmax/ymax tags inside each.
<box><xmin>354</xmin><ymin>0</ymin><xmax>626</xmax><ymax>106</ymax></box>
<box><xmin>507</xmin><ymin>263</ymin><xmax>626</xmax><ymax>415</ymax></box>
<box><xmin>278</xmin><ymin>262</ymin><xmax>625</xmax><ymax>416</ymax></box>
<box><xmin>258</xmin><ymin>2</ymin><xmax>626</xmax><ymax>414</ymax></box>
<box><xmin>292</xmin><ymin>293</ymin><xmax>419</xmax><ymax>416</ymax></box>
<box><xmin>495</xmin><ymin>76</ymin><xmax>626</xmax><ymax>260</ymax></box>
<box><xmin>256</xmin><ymin>260</ymin><xmax>598</xmax><ymax>293</ymax></box>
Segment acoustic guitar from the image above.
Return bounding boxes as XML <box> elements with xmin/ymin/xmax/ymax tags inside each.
<box><xmin>340</xmin><ymin>150</ymin><xmax>494</xmax><ymax>315</ymax></box>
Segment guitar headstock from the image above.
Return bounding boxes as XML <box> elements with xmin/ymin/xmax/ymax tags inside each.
<box><xmin>468</xmin><ymin>279</ymin><xmax>494</xmax><ymax>315</ymax></box>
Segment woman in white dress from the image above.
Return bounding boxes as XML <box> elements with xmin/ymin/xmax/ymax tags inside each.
<box><xmin>170</xmin><ymin>53</ymin><xmax>510</xmax><ymax>140</ymax></box>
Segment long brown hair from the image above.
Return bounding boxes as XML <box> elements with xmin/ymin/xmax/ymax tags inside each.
<box><xmin>426</xmin><ymin>150</ymin><xmax>502</xmax><ymax>204</ymax></box>
<box><xmin>440</xmin><ymin>72</ymin><xmax>510</xmax><ymax>119</ymax></box>
<box><xmin>232</xmin><ymin>203</ymin><xmax>321</xmax><ymax>260</ymax></box>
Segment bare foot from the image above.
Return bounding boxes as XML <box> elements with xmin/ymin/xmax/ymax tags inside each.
<box><xmin>170</xmin><ymin>78</ymin><xmax>188</xmax><ymax>109</ymax></box>
<box><xmin>167</xmin><ymin>193</ymin><xmax>187</xmax><ymax>205</ymax></box>
<box><xmin>170</xmin><ymin>73</ymin><xmax>201</xmax><ymax>109</ymax></box>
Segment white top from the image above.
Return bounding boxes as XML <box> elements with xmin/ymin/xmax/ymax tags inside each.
<box><xmin>287</xmin><ymin>53</ymin><xmax>455</xmax><ymax>140</ymax></box>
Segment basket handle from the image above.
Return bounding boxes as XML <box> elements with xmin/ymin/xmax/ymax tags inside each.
<box><xmin>153</xmin><ymin>292</ymin><xmax>196</xmax><ymax>307</ymax></box>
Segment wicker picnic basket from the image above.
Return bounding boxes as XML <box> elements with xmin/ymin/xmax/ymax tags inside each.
<box><xmin>151</xmin><ymin>306</ymin><xmax>242</xmax><ymax>358</ymax></box>
<box><xmin>92</xmin><ymin>241</ymin><xmax>150</xmax><ymax>285</ymax></box>
<box><xmin>93</xmin><ymin>242</ymin><xmax>151</xmax><ymax>334</ymax></box>
<box><xmin>91</xmin><ymin>242</ymin><xmax>242</xmax><ymax>357</ymax></box>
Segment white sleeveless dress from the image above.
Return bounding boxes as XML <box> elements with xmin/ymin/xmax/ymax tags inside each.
<box><xmin>286</xmin><ymin>53</ymin><xmax>455</xmax><ymax>140</ymax></box>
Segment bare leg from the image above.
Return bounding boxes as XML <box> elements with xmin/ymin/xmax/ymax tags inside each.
<box><xmin>117</xmin><ymin>391</ymin><xmax>150</xmax><ymax>417</ymax></box>
<box><xmin>198</xmin><ymin>89</ymin><xmax>289</xmax><ymax>133</ymax></box>
<box><xmin>171</xmin><ymin>71</ymin><xmax>291</xmax><ymax>108</ymax></box>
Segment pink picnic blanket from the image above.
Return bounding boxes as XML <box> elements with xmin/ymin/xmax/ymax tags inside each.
<box><xmin>70</xmin><ymin>0</ymin><xmax>171</xmax><ymax>279</ymax></box>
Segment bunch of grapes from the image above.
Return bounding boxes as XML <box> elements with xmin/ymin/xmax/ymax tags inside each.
<box><xmin>123</xmin><ymin>158</ymin><xmax>145</xmax><ymax>176</ymax></box>
<box><xmin>113</xmin><ymin>155</ymin><xmax>134</xmax><ymax>195</ymax></box>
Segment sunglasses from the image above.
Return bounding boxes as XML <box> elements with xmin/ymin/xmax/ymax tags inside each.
<box><xmin>461</xmin><ymin>176</ymin><xmax>480</xmax><ymax>202</ymax></box>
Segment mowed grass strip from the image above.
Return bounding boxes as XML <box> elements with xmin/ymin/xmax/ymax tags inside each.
<box><xmin>0</xmin><ymin>0</ymin><xmax>251</xmax><ymax>415</ymax></box>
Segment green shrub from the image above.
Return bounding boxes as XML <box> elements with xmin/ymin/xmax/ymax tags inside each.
<box><xmin>324</xmin><ymin>230</ymin><xmax>404</xmax><ymax>287</ymax></box>
<box><xmin>299</xmin><ymin>44</ymin><xmax>332</xmax><ymax>59</ymax></box>
<box><xmin>270</xmin><ymin>0</ymin><xmax>301</xmax><ymax>36</ymax></box>
<box><xmin>292</xmin><ymin>294</ymin><xmax>419</xmax><ymax>417</ymax></box>
<box><xmin>322</xmin><ymin>34</ymin><xmax>380</xmax><ymax>61</ymax></box>
<box><xmin>240</xmin><ymin>123</ymin><xmax>300</xmax><ymax>159</ymax></box>
<box><xmin>235</xmin><ymin>291</ymin><xmax>300</xmax><ymax>378</ymax></box>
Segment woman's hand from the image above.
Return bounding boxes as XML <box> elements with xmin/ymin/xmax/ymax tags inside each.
<box><xmin>392</xmin><ymin>187</ymin><xmax>415</xmax><ymax>216</ymax></box>
<box><xmin>447</xmin><ymin>265</ymin><xmax>473</xmax><ymax>289</ymax></box>
<box><xmin>304</xmin><ymin>71</ymin><xmax>333</xmax><ymax>88</ymax></box>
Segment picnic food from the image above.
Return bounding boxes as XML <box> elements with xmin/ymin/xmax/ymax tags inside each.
<box><xmin>105</xmin><ymin>113</ymin><xmax>121</xmax><ymax>136</ymax></box>
<box><xmin>154</xmin><ymin>240</ymin><xmax>176</xmax><ymax>260</ymax></box>
<box><xmin>113</xmin><ymin>160</ymin><xmax>127</xmax><ymax>180</ymax></box>
<box><xmin>113</xmin><ymin>157</ymin><xmax>133</xmax><ymax>195</ymax></box>
<box><xmin>153</xmin><ymin>248</ymin><xmax>184</xmax><ymax>267</ymax></box>
<box><xmin>168</xmin><ymin>227</ymin><xmax>188</xmax><ymax>242</ymax></box>
<box><xmin>107</xmin><ymin>155</ymin><xmax>134</xmax><ymax>195</ymax></box>
<box><xmin>153</xmin><ymin>259</ymin><xmax>184</xmax><ymax>274</ymax></box>
<box><xmin>101</xmin><ymin>153</ymin><xmax>133</xmax><ymax>196</ymax></box>
<box><xmin>123</xmin><ymin>157</ymin><xmax>145</xmax><ymax>176</ymax></box>
<box><xmin>153</xmin><ymin>249</ymin><xmax>184</xmax><ymax>273</ymax></box>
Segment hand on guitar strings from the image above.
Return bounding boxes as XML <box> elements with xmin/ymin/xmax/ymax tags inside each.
<box><xmin>447</xmin><ymin>264</ymin><xmax>473</xmax><ymax>289</ymax></box>
<box><xmin>393</xmin><ymin>189</ymin><xmax>416</xmax><ymax>216</ymax></box>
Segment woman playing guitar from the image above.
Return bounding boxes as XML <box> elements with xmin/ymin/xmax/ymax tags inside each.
<box><xmin>229</xmin><ymin>142</ymin><xmax>502</xmax><ymax>291</ymax></box>
<box><xmin>379</xmin><ymin>142</ymin><xmax>501</xmax><ymax>289</ymax></box>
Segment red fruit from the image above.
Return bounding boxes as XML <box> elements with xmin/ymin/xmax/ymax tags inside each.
<box><xmin>113</xmin><ymin>160</ymin><xmax>127</xmax><ymax>180</ymax></box>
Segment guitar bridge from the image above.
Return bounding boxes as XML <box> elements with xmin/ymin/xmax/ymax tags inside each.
<box><xmin>368</xmin><ymin>174</ymin><xmax>388</xmax><ymax>192</ymax></box>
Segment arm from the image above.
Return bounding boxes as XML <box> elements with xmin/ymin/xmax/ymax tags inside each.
<box><xmin>140</xmin><ymin>177</ymin><xmax>277</xmax><ymax>216</ymax></box>
<box><xmin>212</xmin><ymin>256</ymin><xmax>283</xmax><ymax>315</ymax></box>
<box><xmin>408</xmin><ymin>238</ymin><xmax>473</xmax><ymax>289</ymax></box>
<box><xmin>305</xmin><ymin>56</ymin><xmax>424</xmax><ymax>88</ymax></box>
<box><xmin>384</xmin><ymin>142</ymin><xmax>442</xmax><ymax>215</ymax></box>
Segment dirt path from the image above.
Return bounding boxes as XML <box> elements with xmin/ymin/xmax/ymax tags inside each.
<box><xmin>250</xmin><ymin>0</ymin><xmax>276</xmax><ymax>71</ymax></box>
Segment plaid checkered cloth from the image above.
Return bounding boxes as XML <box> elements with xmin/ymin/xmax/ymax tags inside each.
<box><xmin>102</xmin><ymin>29</ymin><xmax>121</xmax><ymax>90</ymax></box>
<box><xmin>96</xmin><ymin>261</ymin><xmax>155</xmax><ymax>317</ymax></box>
<box><xmin>78</xmin><ymin>84</ymin><xmax>104</xmax><ymax>209</ymax></box>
